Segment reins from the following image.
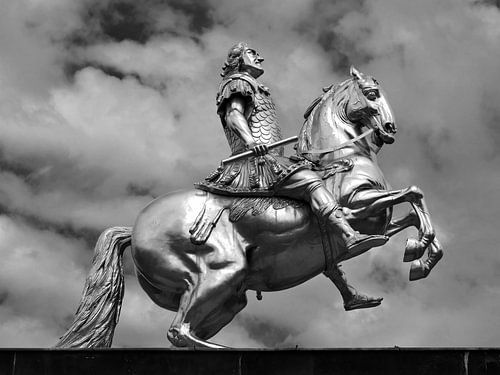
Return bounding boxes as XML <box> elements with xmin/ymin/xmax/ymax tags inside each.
<box><xmin>302</xmin><ymin>128</ymin><xmax>374</xmax><ymax>155</ymax></box>
<box><xmin>302</xmin><ymin>80</ymin><xmax>375</xmax><ymax>156</ymax></box>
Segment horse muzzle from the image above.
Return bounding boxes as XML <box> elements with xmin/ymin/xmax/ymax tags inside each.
<box><xmin>376</xmin><ymin>122</ymin><xmax>396</xmax><ymax>144</ymax></box>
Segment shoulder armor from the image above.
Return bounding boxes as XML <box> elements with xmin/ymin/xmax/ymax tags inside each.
<box><xmin>216</xmin><ymin>74</ymin><xmax>271</xmax><ymax>115</ymax></box>
<box><xmin>216</xmin><ymin>74</ymin><xmax>255</xmax><ymax>114</ymax></box>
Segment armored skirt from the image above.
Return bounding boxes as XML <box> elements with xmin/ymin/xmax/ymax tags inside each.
<box><xmin>196</xmin><ymin>72</ymin><xmax>311</xmax><ymax>196</ymax></box>
<box><xmin>196</xmin><ymin>153</ymin><xmax>311</xmax><ymax>197</ymax></box>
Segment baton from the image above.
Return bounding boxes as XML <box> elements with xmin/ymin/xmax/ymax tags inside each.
<box><xmin>221</xmin><ymin>136</ymin><xmax>298</xmax><ymax>165</ymax></box>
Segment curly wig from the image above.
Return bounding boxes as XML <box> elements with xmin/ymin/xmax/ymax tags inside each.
<box><xmin>220</xmin><ymin>42</ymin><xmax>248</xmax><ymax>77</ymax></box>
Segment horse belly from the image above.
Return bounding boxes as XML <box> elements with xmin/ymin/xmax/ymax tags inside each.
<box><xmin>235</xmin><ymin>205</ymin><xmax>325</xmax><ymax>292</ymax></box>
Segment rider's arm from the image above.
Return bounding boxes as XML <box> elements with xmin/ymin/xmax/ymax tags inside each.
<box><xmin>225</xmin><ymin>96</ymin><xmax>268</xmax><ymax>155</ymax></box>
<box><xmin>225</xmin><ymin>96</ymin><xmax>255</xmax><ymax>148</ymax></box>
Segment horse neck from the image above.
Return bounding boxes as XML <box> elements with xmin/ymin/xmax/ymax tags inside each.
<box><xmin>304</xmin><ymin>80</ymin><xmax>373</xmax><ymax>164</ymax></box>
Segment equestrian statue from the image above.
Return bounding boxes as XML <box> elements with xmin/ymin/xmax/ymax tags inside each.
<box><xmin>56</xmin><ymin>42</ymin><xmax>443</xmax><ymax>349</ymax></box>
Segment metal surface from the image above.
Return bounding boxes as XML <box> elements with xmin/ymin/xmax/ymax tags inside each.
<box><xmin>57</xmin><ymin>48</ymin><xmax>443</xmax><ymax>349</ymax></box>
<box><xmin>222</xmin><ymin>136</ymin><xmax>298</xmax><ymax>165</ymax></box>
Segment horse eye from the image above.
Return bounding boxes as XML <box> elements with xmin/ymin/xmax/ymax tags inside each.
<box><xmin>365</xmin><ymin>90</ymin><xmax>379</xmax><ymax>100</ymax></box>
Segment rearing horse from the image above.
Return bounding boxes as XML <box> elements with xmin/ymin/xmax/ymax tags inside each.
<box><xmin>56</xmin><ymin>67</ymin><xmax>442</xmax><ymax>349</ymax></box>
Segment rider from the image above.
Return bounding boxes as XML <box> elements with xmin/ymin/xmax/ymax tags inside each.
<box><xmin>197</xmin><ymin>42</ymin><xmax>387</xmax><ymax>309</ymax></box>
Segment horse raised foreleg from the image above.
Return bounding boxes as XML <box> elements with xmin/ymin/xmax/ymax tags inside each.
<box><xmin>403</xmin><ymin>200</ymin><xmax>434</xmax><ymax>262</ymax></box>
<box><xmin>409</xmin><ymin>238</ymin><xmax>443</xmax><ymax>281</ymax></box>
<box><xmin>385</xmin><ymin>211</ymin><xmax>418</xmax><ymax>237</ymax></box>
<box><xmin>346</xmin><ymin>186</ymin><xmax>423</xmax><ymax>218</ymax></box>
<box><xmin>346</xmin><ymin>186</ymin><xmax>435</xmax><ymax>260</ymax></box>
<box><xmin>346</xmin><ymin>187</ymin><xmax>442</xmax><ymax>279</ymax></box>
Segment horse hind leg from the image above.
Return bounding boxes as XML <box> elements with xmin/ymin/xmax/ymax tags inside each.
<box><xmin>167</xmin><ymin>284</ymin><xmax>228</xmax><ymax>349</ymax></box>
<box><xmin>193</xmin><ymin>293</ymin><xmax>248</xmax><ymax>341</ymax></box>
<box><xmin>167</xmin><ymin>261</ymin><xmax>247</xmax><ymax>348</ymax></box>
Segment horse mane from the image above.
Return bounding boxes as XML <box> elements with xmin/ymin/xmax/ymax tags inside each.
<box><xmin>298</xmin><ymin>78</ymin><xmax>354</xmax><ymax>154</ymax></box>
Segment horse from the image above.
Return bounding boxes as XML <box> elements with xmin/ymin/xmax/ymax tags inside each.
<box><xmin>56</xmin><ymin>67</ymin><xmax>442</xmax><ymax>349</ymax></box>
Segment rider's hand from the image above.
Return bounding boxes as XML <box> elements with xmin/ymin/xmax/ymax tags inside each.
<box><xmin>248</xmin><ymin>142</ymin><xmax>269</xmax><ymax>157</ymax></box>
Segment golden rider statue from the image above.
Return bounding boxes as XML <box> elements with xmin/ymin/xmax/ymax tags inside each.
<box><xmin>197</xmin><ymin>42</ymin><xmax>387</xmax><ymax>310</ymax></box>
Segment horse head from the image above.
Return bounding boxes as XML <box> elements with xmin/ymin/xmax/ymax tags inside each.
<box><xmin>346</xmin><ymin>66</ymin><xmax>397</xmax><ymax>145</ymax></box>
<box><xmin>298</xmin><ymin>67</ymin><xmax>397</xmax><ymax>165</ymax></box>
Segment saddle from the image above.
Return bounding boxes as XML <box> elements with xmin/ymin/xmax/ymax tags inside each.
<box><xmin>189</xmin><ymin>192</ymin><xmax>304</xmax><ymax>245</ymax></box>
<box><xmin>190</xmin><ymin>159</ymin><xmax>354</xmax><ymax>274</ymax></box>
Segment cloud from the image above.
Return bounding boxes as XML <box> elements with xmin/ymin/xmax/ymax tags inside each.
<box><xmin>0</xmin><ymin>216</ymin><xmax>87</xmax><ymax>346</ymax></box>
<box><xmin>0</xmin><ymin>0</ymin><xmax>499</xmax><ymax>348</ymax></box>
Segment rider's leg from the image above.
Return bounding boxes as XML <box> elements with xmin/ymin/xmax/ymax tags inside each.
<box><xmin>275</xmin><ymin>169</ymin><xmax>387</xmax><ymax>257</ymax></box>
<box><xmin>307</xmin><ymin>181</ymin><xmax>388</xmax><ymax>257</ymax></box>
<box><xmin>324</xmin><ymin>264</ymin><xmax>382</xmax><ymax>311</ymax></box>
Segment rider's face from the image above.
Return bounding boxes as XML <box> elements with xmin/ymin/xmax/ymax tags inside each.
<box><xmin>241</xmin><ymin>48</ymin><xmax>264</xmax><ymax>78</ymax></box>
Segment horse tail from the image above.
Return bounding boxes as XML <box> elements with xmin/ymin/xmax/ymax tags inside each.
<box><xmin>55</xmin><ymin>226</ymin><xmax>132</xmax><ymax>348</ymax></box>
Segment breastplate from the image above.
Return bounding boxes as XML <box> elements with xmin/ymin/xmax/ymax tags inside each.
<box><xmin>224</xmin><ymin>88</ymin><xmax>283</xmax><ymax>156</ymax></box>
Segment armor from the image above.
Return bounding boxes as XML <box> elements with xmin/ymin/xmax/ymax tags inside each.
<box><xmin>196</xmin><ymin>72</ymin><xmax>309</xmax><ymax>196</ymax></box>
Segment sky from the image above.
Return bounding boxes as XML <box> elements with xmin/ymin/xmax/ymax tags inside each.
<box><xmin>0</xmin><ymin>0</ymin><xmax>499</xmax><ymax>348</ymax></box>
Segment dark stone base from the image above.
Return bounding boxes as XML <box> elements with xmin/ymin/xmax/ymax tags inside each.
<box><xmin>0</xmin><ymin>348</ymin><xmax>499</xmax><ymax>375</ymax></box>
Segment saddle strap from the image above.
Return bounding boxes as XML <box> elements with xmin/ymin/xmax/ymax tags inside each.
<box><xmin>189</xmin><ymin>201</ymin><xmax>226</xmax><ymax>245</ymax></box>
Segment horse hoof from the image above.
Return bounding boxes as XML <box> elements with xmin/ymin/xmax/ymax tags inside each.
<box><xmin>409</xmin><ymin>260</ymin><xmax>428</xmax><ymax>281</ymax></box>
<box><xmin>404</xmin><ymin>239</ymin><xmax>425</xmax><ymax>262</ymax></box>
<box><xmin>167</xmin><ymin>328</ymin><xmax>187</xmax><ymax>347</ymax></box>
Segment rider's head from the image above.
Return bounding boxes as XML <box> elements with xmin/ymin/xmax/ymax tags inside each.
<box><xmin>221</xmin><ymin>42</ymin><xmax>264</xmax><ymax>78</ymax></box>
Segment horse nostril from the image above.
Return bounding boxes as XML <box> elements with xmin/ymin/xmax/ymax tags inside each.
<box><xmin>384</xmin><ymin>122</ymin><xmax>396</xmax><ymax>133</ymax></box>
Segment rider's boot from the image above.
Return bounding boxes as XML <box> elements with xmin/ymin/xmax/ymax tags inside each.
<box><xmin>324</xmin><ymin>265</ymin><xmax>383</xmax><ymax>311</ymax></box>
<box><xmin>319</xmin><ymin>203</ymin><xmax>388</xmax><ymax>258</ymax></box>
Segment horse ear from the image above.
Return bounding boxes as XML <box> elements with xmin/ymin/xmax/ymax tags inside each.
<box><xmin>350</xmin><ymin>66</ymin><xmax>363</xmax><ymax>80</ymax></box>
